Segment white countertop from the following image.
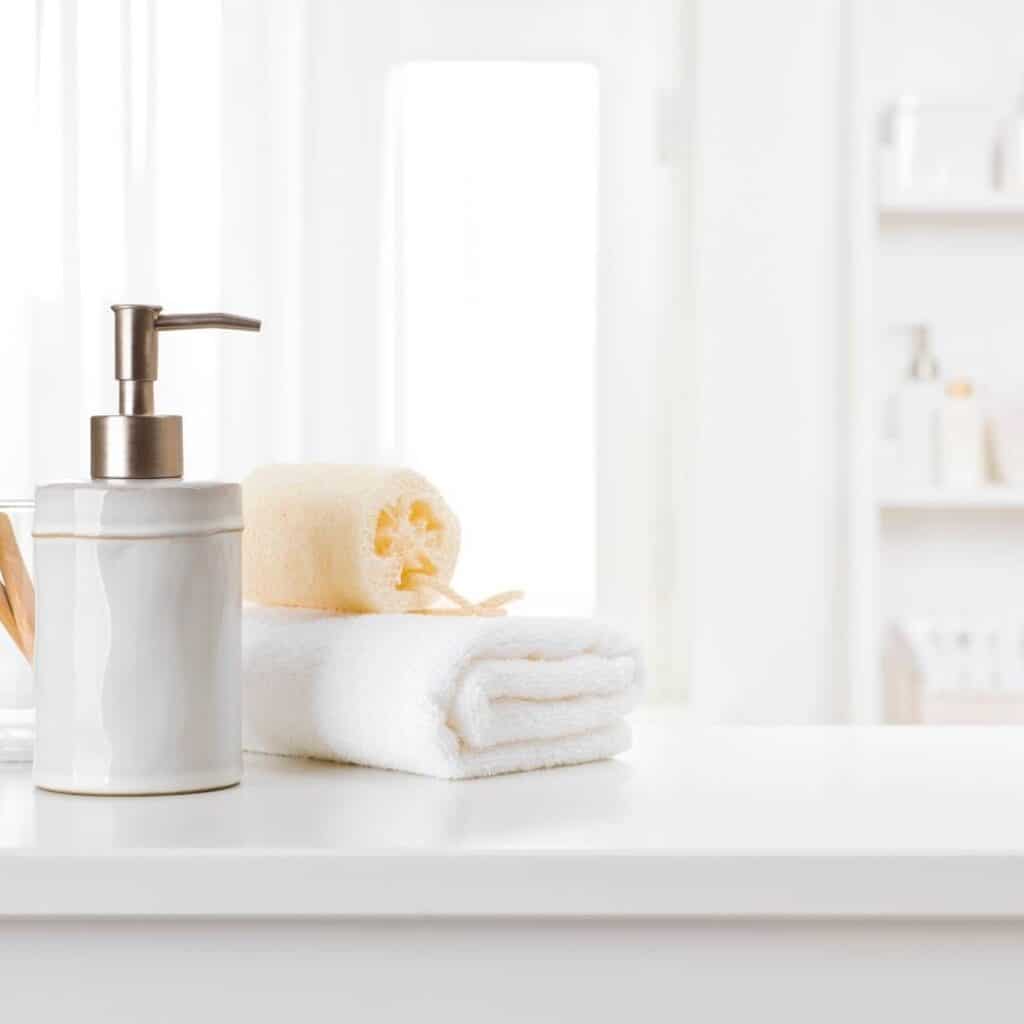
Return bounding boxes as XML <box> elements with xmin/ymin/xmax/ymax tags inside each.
<box><xmin>3</xmin><ymin>709</ymin><xmax>1024</xmax><ymax>919</ymax></box>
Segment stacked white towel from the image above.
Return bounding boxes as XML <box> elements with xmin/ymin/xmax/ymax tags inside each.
<box><xmin>243</xmin><ymin>607</ymin><xmax>643</xmax><ymax>779</ymax></box>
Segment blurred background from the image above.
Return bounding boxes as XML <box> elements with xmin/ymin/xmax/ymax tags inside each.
<box><xmin>3</xmin><ymin>0</ymin><xmax>1024</xmax><ymax>724</ymax></box>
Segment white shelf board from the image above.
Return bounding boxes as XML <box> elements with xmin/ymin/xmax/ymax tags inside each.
<box><xmin>879</xmin><ymin>488</ymin><xmax>1024</xmax><ymax>510</ymax></box>
<box><xmin>879</xmin><ymin>192</ymin><xmax>1024</xmax><ymax>217</ymax></box>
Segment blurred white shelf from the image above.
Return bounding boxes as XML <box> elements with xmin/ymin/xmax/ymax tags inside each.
<box><xmin>879</xmin><ymin>191</ymin><xmax>1024</xmax><ymax>217</ymax></box>
<box><xmin>879</xmin><ymin>488</ymin><xmax>1024</xmax><ymax>510</ymax></box>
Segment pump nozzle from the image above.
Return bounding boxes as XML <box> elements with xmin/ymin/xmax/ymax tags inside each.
<box><xmin>94</xmin><ymin>304</ymin><xmax>262</xmax><ymax>479</ymax></box>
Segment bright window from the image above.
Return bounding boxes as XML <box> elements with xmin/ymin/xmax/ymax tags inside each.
<box><xmin>394</xmin><ymin>62</ymin><xmax>599</xmax><ymax>615</ymax></box>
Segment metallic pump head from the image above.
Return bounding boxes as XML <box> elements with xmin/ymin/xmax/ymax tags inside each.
<box><xmin>91</xmin><ymin>304</ymin><xmax>261</xmax><ymax>479</ymax></box>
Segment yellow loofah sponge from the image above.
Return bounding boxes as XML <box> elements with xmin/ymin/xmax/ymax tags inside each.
<box><xmin>242</xmin><ymin>465</ymin><xmax>461</xmax><ymax>614</ymax></box>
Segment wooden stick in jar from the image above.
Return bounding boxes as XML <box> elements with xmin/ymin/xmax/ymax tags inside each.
<box><xmin>0</xmin><ymin>513</ymin><xmax>34</xmax><ymax>661</ymax></box>
<box><xmin>0</xmin><ymin>582</ymin><xmax>28</xmax><ymax>661</ymax></box>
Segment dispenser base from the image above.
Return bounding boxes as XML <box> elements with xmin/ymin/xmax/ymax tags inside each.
<box><xmin>33</xmin><ymin>770</ymin><xmax>242</xmax><ymax>797</ymax></box>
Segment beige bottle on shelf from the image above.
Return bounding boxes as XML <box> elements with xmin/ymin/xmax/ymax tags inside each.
<box><xmin>939</xmin><ymin>378</ymin><xmax>985</xmax><ymax>489</ymax></box>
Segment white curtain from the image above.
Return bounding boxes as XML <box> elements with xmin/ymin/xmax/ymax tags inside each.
<box><xmin>0</xmin><ymin>0</ymin><xmax>393</xmax><ymax>493</ymax></box>
<box><xmin>0</xmin><ymin>0</ymin><xmax>689</xmax><ymax>696</ymax></box>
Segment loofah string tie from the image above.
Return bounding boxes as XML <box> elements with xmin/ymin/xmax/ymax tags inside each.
<box><xmin>406</xmin><ymin>572</ymin><xmax>524</xmax><ymax>617</ymax></box>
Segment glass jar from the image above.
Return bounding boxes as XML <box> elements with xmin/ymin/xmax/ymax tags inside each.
<box><xmin>0</xmin><ymin>499</ymin><xmax>34</xmax><ymax>761</ymax></box>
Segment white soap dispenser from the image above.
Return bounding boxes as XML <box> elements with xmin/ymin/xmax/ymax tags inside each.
<box><xmin>897</xmin><ymin>325</ymin><xmax>942</xmax><ymax>488</ymax></box>
<box><xmin>32</xmin><ymin>304</ymin><xmax>260</xmax><ymax>795</ymax></box>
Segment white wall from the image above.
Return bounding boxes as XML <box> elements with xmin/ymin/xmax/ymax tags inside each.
<box><xmin>688</xmin><ymin>0</ymin><xmax>845</xmax><ymax>722</ymax></box>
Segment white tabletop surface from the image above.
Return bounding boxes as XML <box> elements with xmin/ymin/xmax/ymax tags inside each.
<box><xmin>3</xmin><ymin>709</ymin><xmax>1024</xmax><ymax>918</ymax></box>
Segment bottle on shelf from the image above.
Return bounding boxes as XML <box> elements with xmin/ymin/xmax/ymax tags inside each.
<box><xmin>939</xmin><ymin>377</ymin><xmax>985</xmax><ymax>489</ymax></box>
<box><xmin>998</xmin><ymin>83</ymin><xmax>1024</xmax><ymax>194</ymax></box>
<box><xmin>896</xmin><ymin>325</ymin><xmax>942</xmax><ymax>488</ymax></box>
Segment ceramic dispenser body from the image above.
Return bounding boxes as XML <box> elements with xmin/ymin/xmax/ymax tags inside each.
<box><xmin>31</xmin><ymin>304</ymin><xmax>259</xmax><ymax>795</ymax></box>
<box><xmin>32</xmin><ymin>482</ymin><xmax>243</xmax><ymax>794</ymax></box>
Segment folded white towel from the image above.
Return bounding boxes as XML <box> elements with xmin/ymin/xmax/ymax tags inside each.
<box><xmin>243</xmin><ymin>607</ymin><xmax>643</xmax><ymax>779</ymax></box>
